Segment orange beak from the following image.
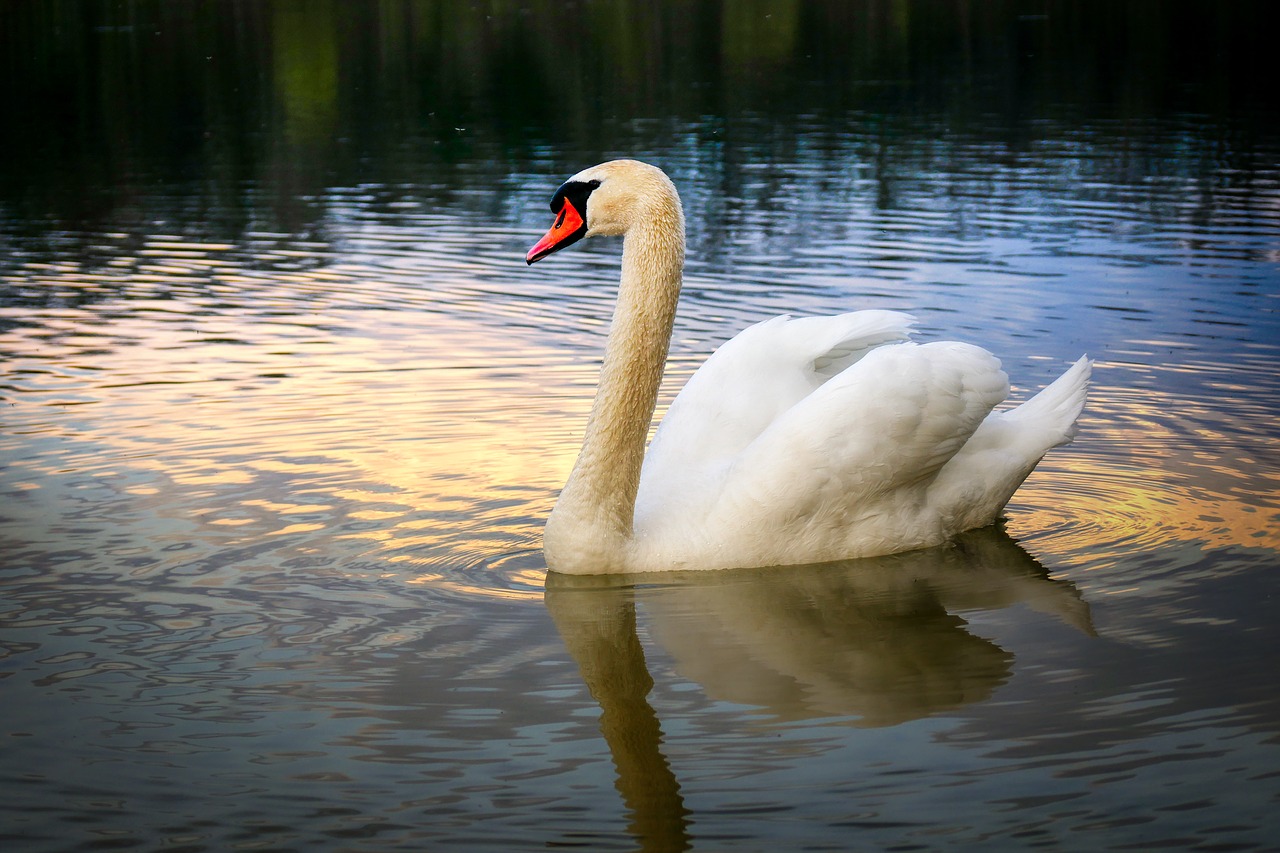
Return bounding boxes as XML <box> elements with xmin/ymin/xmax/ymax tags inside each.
<box><xmin>526</xmin><ymin>197</ymin><xmax>587</xmax><ymax>264</ymax></box>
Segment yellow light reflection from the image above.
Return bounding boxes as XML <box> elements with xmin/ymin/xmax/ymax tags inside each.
<box><xmin>1005</xmin><ymin>382</ymin><xmax>1280</xmax><ymax>573</ymax></box>
<box><xmin>5</xmin><ymin>248</ymin><xmax>1275</xmax><ymax>607</ymax></box>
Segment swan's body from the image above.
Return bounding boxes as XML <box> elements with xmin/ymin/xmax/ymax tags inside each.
<box><xmin>527</xmin><ymin>160</ymin><xmax>1091</xmax><ymax>575</ymax></box>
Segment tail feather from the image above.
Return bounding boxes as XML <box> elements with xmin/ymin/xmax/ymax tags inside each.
<box><xmin>928</xmin><ymin>355</ymin><xmax>1093</xmax><ymax>533</ymax></box>
<box><xmin>1006</xmin><ymin>355</ymin><xmax>1093</xmax><ymax>445</ymax></box>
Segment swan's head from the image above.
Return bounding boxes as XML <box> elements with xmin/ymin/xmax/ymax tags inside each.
<box><xmin>526</xmin><ymin>160</ymin><xmax>682</xmax><ymax>264</ymax></box>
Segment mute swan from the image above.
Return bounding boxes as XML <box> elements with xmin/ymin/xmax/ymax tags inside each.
<box><xmin>527</xmin><ymin>159</ymin><xmax>1090</xmax><ymax>575</ymax></box>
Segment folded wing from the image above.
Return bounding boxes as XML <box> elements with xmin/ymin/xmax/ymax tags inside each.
<box><xmin>636</xmin><ymin>310</ymin><xmax>915</xmax><ymax>526</ymax></box>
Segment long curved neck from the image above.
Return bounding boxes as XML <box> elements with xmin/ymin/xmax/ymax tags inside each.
<box><xmin>547</xmin><ymin>214</ymin><xmax>684</xmax><ymax>572</ymax></box>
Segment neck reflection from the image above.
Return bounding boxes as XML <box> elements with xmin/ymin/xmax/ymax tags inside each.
<box><xmin>545</xmin><ymin>525</ymin><xmax>1092</xmax><ymax>848</ymax></box>
<box><xmin>545</xmin><ymin>577</ymin><xmax>692</xmax><ymax>852</ymax></box>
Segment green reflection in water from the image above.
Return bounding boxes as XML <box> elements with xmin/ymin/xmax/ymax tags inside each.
<box><xmin>2</xmin><ymin>1</ymin><xmax>1273</xmax><ymax>239</ymax></box>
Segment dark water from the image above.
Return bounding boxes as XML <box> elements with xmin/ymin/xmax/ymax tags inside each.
<box><xmin>2</xmin><ymin>3</ymin><xmax>1278</xmax><ymax>850</ymax></box>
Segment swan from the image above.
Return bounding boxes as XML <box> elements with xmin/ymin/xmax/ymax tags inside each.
<box><xmin>526</xmin><ymin>159</ymin><xmax>1091</xmax><ymax>575</ymax></box>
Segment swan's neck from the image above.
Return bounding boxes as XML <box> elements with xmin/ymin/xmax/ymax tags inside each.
<box><xmin>547</xmin><ymin>217</ymin><xmax>684</xmax><ymax>572</ymax></box>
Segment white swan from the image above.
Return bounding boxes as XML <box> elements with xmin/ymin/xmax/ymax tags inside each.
<box><xmin>527</xmin><ymin>160</ymin><xmax>1091</xmax><ymax>575</ymax></box>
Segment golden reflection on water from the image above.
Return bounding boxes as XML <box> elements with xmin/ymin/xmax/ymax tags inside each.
<box><xmin>1</xmin><ymin>244</ymin><xmax>586</xmax><ymax>601</ymax></box>
<box><xmin>3</xmin><ymin>237</ymin><xmax>1277</xmax><ymax>607</ymax></box>
<box><xmin>1006</xmin><ymin>382</ymin><xmax>1280</xmax><ymax>577</ymax></box>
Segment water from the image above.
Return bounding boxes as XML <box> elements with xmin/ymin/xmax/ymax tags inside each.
<box><xmin>2</xmin><ymin>3</ymin><xmax>1278</xmax><ymax>850</ymax></box>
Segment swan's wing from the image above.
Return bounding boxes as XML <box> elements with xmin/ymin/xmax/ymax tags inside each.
<box><xmin>638</xmin><ymin>310</ymin><xmax>915</xmax><ymax>513</ymax></box>
<box><xmin>695</xmin><ymin>340</ymin><xmax>1011</xmax><ymax>563</ymax></box>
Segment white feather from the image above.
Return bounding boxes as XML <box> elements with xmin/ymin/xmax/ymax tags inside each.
<box><xmin>532</xmin><ymin>160</ymin><xmax>1091</xmax><ymax>574</ymax></box>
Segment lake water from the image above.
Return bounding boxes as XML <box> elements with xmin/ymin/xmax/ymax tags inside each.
<box><xmin>2</xmin><ymin>3</ymin><xmax>1278</xmax><ymax>850</ymax></box>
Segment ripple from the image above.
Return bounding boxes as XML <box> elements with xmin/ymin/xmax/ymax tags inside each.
<box><xmin>1009</xmin><ymin>377</ymin><xmax>1280</xmax><ymax>577</ymax></box>
<box><xmin>2</xmin><ymin>94</ymin><xmax>1279</xmax><ymax>853</ymax></box>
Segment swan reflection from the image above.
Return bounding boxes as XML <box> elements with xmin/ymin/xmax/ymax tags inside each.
<box><xmin>545</xmin><ymin>525</ymin><xmax>1091</xmax><ymax>851</ymax></box>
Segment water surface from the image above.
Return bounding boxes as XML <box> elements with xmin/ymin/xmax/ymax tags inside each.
<box><xmin>2</xmin><ymin>3</ymin><xmax>1278</xmax><ymax>850</ymax></box>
